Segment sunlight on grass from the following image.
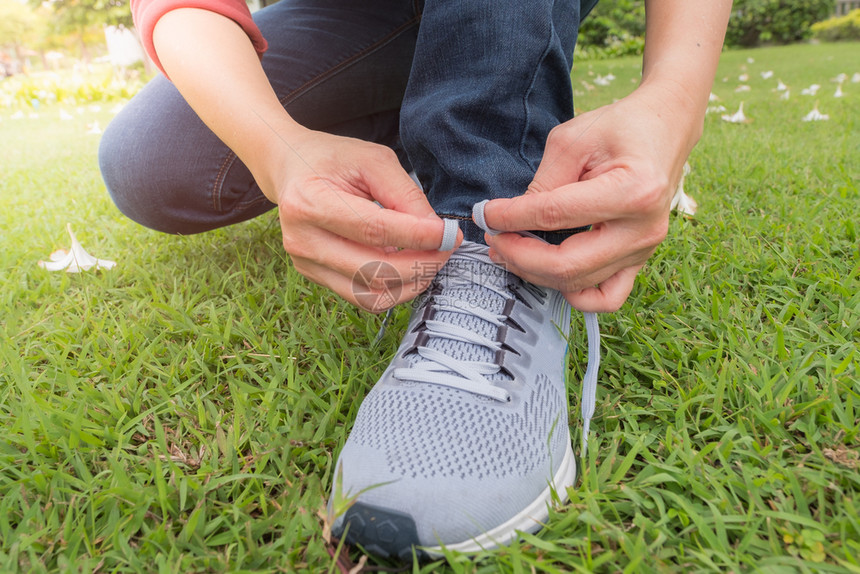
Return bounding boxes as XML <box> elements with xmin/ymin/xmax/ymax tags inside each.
<box><xmin>1</xmin><ymin>42</ymin><xmax>858</xmax><ymax>572</ymax></box>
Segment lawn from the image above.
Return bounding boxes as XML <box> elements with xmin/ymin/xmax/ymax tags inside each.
<box><xmin>1</xmin><ymin>42</ymin><xmax>858</xmax><ymax>573</ymax></box>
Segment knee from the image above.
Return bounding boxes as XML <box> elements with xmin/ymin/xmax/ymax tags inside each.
<box><xmin>99</xmin><ymin>115</ymin><xmax>151</xmax><ymax>228</ymax></box>
<box><xmin>98</xmin><ymin>88</ymin><xmax>206</xmax><ymax>235</ymax></box>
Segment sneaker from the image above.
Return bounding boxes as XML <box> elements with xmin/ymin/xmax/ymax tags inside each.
<box><xmin>328</xmin><ymin>239</ymin><xmax>591</xmax><ymax>559</ymax></box>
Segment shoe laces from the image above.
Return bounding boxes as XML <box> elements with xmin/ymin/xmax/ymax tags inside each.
<box><xmin>473</xmin><ymin>200</ymin><xmax>600</xmax><ymax>458</ymax></box>
<box><xmin>393</xmin><ymin>243</ymin><xmax>525</xmax><ymax>403</ymax></box>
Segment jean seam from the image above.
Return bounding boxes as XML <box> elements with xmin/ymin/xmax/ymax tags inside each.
<box><xmin>211</xmin><ymin>14</ymin><xmax>421</xmax><ymax>213</ymax></box>
<box><xmin>276</xmin><ymin>16</ymin><xmax>420</xmax><ymax>108</ymax></box>
<box><xmin>519</xmin><ymin>11</ymin><xmax>556</xmax><ymax>173</ymax></box>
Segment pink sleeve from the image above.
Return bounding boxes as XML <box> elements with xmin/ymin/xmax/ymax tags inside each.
<box><xmin>131</xmin><ymin>0</ymin><xmax>268</xmax><ymax>76</ymax></box>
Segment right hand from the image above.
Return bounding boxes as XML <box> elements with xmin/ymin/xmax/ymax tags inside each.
<box><xmin>266</xmin><ymin>128</ymin><xmax>460</xmax><ymax>312</ymax></box>
<box><xmin>151</xmin><ymin>11</ymin><xmax>457</xmax><ymax>312</ymax></box>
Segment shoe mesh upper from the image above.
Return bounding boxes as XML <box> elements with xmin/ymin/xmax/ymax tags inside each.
<box><xmin>350</xmin><ymin>373</ymin><xmax>563</xmax><ymax>479</ymax></box>
<box><xmin>348</xmin><ymin>245</ymin><xmax>566</xmax><ymax>479</ymax></box>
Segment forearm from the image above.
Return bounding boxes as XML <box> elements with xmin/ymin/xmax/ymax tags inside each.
<box><xmin>152</xmin><ymin>8</ymin><xmax>304</xmax><ymax>202</ymax></box>
<box><xmin>640</xmin><ymin>0</ymin><xmax>732</xmax><ymax>149</ymax></box>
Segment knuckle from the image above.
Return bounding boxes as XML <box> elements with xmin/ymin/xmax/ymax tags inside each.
<box><xmin>360</xmin><ymin>215</ymin><xmax>388</xmax><ymax>247</ymax></box>
<box><xmin>636</xmin><ymin>218</ymin><xmax>669</xmax><ymax>250</ymax></box>
<box><xmin>281</xmin><ymin>230</ymin><xmax>310</xmax><ymax>259</ymax></box>
<box><xmin>545</xmin><ymin>124</ymin><xmax>572</xmax><ymax>151</ymax></box>
<box><xmin>525</xmin><ymin>180</ymin><xmax>551</xmax><ymax>196</ymax></box>
<box><xmin>557</xmin><ymin>261</ymin><xmax>584</xmax><ymax>291</ymax></box>
<box><xmin>535</xmin><ymin>194</ymin><xmax>567</xmax><ymax>230</ymax></box>
<box><xmin>290</xmin><ymin>256</ymin><xmax>313</xmax><ymax>279</ymax></box>
<box><xmin>365</xmin><ymin>144</ymin><xmax>398</xmax><ymax>165</ymax></box>
<box><xmin>279</xmin><ymin>187</ymin><xmax>316</xmax><ymax>223</ymax></box>
<box><xmin>649</xmin><ymin>218</ymin><xmax>670</xmax><ymax>245</ymax></box>
<box><xmin>628</xmin><ymin>171</ymin><xmax>671</xmax><ymax>214</ymax></box>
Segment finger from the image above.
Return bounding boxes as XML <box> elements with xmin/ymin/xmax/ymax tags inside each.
<box><xmin>291</xmin><ymin>229</ymin><xmax>449</xmax><ymax>286</ymax></box>
<box><xmin>482</xmin><ymin>173</ymin><xmax>626</xmax><ymax>233</ymax></box>
<box><xmin>528</xmin><ymin>123</ymin><xmax>595</xmax><ymax>194</ymax></box>
<box><xmin>351</xmin><ymin>149</ymin><xmax>464</xmax><ymax>250</ymax></box>
<box><xmin>288</xmin><ymin>187</ymin><xmax>458</xmax><ymax>252</ymax></box>
<box><xmin>292</xmin><ymin>255</ymin><xmax>435</xmax><ymax>313</ymax></box>
<box><xmin>563</xmin><ymin>265</ymin><xmax>641</xmax><ymax>313</ymax></box>
<box><xmin>361</xmin><ymin>159</ymin><xmax>437</xmax><ymax>218</ymax></box>
<box><xmin>486</xmin><ymin>226</ymin><xmax>641</xmax><ymax>291</ymax></box>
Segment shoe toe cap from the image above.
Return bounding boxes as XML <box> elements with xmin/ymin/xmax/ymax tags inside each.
<box><xmin>330</xmin><ymin>444</ymin><xmax>559</xmax><ymax>554</ymax></box>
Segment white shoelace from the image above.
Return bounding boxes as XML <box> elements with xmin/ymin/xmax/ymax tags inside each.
<box><xmin>393</xmin><ymin>253</ymin><xmax>515</xmax><ymax>403</ymax></box>
<box><xmin>472</xmin><ymin>200</ymin><xmax>600</xmax><ymax>458</ymax></box>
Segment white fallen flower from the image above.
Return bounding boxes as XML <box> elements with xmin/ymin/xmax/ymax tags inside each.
<box><xmin>594</xmin><ymin>74</ymin><xmax>613</xmax><ymax>86</ymax></box>
<box><xmin>853</xmin><ymin>72</ymin><xmax>860</xmax><ymax>83</ymax></box>
<box><xmin>833</xmin><ymin>73</ymin><xmax>847</xmax><ymax>83</ymax></box>
<box><xmin>709</xmin><ymin>92</ymin><xmax>720</xmax><ymax>102</ymax></box>
<box><xmin>834</xmin><ymin>83</ymin><xmax>844</xmax><ymax>98</ymax></box>
<box><xmin>780</xmin><ymin>90</ymin><xmax>790</xmax><ymax>101</ymax></box>
<box><xmin>670</xmin><ymin>162</ymin><xmax>697</xmax><ymax>217</ymax></box>
<box><xmin>735</xmin><ymin>84</ymin><xmax>751</xmax><ymax>93</ymax></box>
<box><xmin>86</xmin><ymin>121</ymin><xmax>102</xmax><ymax>135</ymax></box>
<box><xmin>59</xmin><ymin>110</ymin><xmax>74</xmax><ymax>121</ymax></box>
<box><xmin>801</xmin><ymin>84</ymin><xmax>820</xmax><ymax>96</ymax></box>
<box><xmin>706</xmin><ymin>105</ymin><xmax>727</xmax><ymax>114</ymax></box>
<box><xmin>761</xmin><ymin>70</ymin><xmax>774</xmax><ymax>79</ymax></box>
<box><xmin>722</xmin><ymin>102</ymin><xmax>751</xmax><ymax>123</ymax></box>
<box><xmin>802</xmin><ymin>104</ymin><xmax>829</xmax><ymax>122</ymax></box>
<box><xmin>38</xmin><ymin>224</ymin><xmax>116</xmax><ymax>272</ymax></box>
<box><xmin>747</xmin><ymin>57</ymin><xmax>755</xmax><ymax>64</ymax></box>
<box><xmin>739</xmin><ymin>73</ymin><xmax>749</xmax><ymax>82</ymax></box>
<box><xmin>775</xmin><ymin>79</ymin><xmax>788</xmax><ymax>91</ymax></box>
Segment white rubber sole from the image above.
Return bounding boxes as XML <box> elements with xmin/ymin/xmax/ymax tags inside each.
<box><xmin>422</xmin><ymin>442</ymin><xmax>577</xmax><ymax>556</ymax></box>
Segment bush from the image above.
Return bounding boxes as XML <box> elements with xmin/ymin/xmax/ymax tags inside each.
<box><xmin>578</xmin><ymin>0</ymin><xmax>645</xmax><ymax>48</ymax></box>
<box><xmin>811</xmin><ymin>9</ymin><xmax>860</xmax><ymax>41</ymax></box>
<box><xmin>574</xmin><ymin>34</ymin><xmax>645</xmax><ymax>60</ymax></box>
<box><xmin>0</xmin><ymin>66</ymin><xmax>147</xmax><ymax>110</ymax></box>
<box><xmin>726</xmin><ymin>0</ymin><xmax>835</xmax><ymax>47</ymax></box>
<box><xmin>577</xmin><ymin>0</ymin><xmax>645</xmax><ymax>59</ymax></box>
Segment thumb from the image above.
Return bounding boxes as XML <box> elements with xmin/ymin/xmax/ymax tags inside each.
<box><xmin>362</xmin><ymin>157</ymin><xmax>438</xmax><ymax>220</ymax></box>
<box><xmin>529</xmin><ymin>119</ymin><xmax>597</xmax><ymax>195</ymax></box>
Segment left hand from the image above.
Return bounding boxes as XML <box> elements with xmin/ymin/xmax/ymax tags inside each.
<box><xmin>481</xmin><ymin>83</ymin><xmax>697</xmax><ymax>312</ymax></box>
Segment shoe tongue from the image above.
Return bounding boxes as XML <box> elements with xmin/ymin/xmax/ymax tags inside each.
<box><xmin>406</xmin><ymin>243</ymin><xmax>511</xmax><ymax>382</ymax></box>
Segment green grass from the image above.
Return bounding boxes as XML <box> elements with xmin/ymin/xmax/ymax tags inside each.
<box><xmin>1</xmin><ymin>41</ymin><xmax>858</xmax><ymax>573</ymax></box>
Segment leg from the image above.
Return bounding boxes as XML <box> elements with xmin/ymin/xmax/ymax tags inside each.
<box><xmin>329</xmin><ymin>0</ymin><xmax>592</xmax><ymax>558</ymax></box>
<box><xmin>99</xmin><ymin>0</ymin><xmax>421</xmax><ymax>234</ymax></box>
<box><xmin>400</xmin><ymin>0</ymin><xmax>583</xmax><ymax>243</ymax></box>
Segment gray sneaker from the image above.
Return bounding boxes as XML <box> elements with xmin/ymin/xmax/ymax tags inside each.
<box><xmin>328</xmin><ymin>239</ymin><xmax>599</xmax><ymax>559</ymax></box>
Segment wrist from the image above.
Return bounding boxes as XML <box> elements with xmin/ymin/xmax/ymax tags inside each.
<box><xmin>246</xmin><ymin>116</ymin><xmax>312</xmax><ymax>204</ymax></box>
<box><xmin>636</xmin><ymin>75</ymin><xmax>706</xmax><ymax>152</ymax></box>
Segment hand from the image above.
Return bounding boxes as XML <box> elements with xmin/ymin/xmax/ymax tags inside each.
<box><xmin>151</xmin><ymin>11</ymin><xmax>459</xmax><ymax>312</ymax></box>
<box><xmin>481</xmin><ymin>84</ymin><xmax>697</xmax><ymax>312</ymax></box>
<box><xmin>270</xmin><ymin>129</ymin><xmax>460</xmax><ymax>312</ymax></box>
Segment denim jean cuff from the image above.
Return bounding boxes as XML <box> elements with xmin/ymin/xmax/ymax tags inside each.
<box><xmin>450</xmin><ymin>216</ymin><xmax>591</xmax><ymax>246</ymax></box>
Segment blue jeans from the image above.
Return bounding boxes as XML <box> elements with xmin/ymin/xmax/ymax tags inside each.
<box><xmin>100</xmin><ymin>0</ymin><xmax>597</xmax><ymax>243</ymax></box>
